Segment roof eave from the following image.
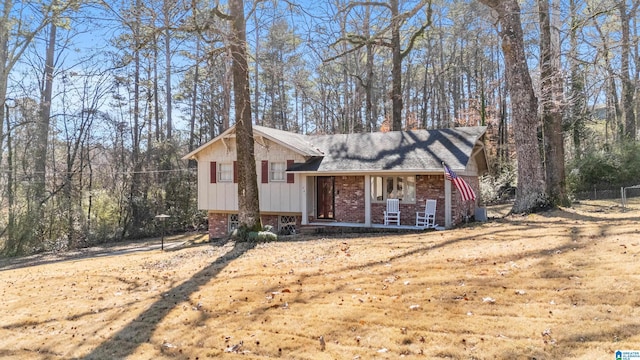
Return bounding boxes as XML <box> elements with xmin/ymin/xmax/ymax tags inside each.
<box><xmin>181</xmin><ymin>125</ymin><xmax>237</xmax><ymax>160</ymax></box>
<box><xmin>252</xmin><ymin>127</ymin><xmax>320</xmax><ymax>157</ymax></box>
<box><xmin>288</xmin><ymin>169</ymin><xmax>451</xmax><ymax>175</ymax></box>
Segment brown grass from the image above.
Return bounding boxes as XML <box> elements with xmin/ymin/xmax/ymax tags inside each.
<box><xmin>1</xmin><ymin>199</ymin><xmax>640</xmax><ymax>359</ymax></box>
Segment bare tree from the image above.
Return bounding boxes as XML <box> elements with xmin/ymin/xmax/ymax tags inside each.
<box><xmin>0</xmin><ymin>1</ymin><xmax>62</xmax><ymax>177</ymax></box>
<box><xmin>478</xmin><ymin>0</ymin><xmax>548</xmax><ymax>213</ymax></box>
<box><xmin>617</xmin><ymin>1</ymin><xmax>638</xmax><ymax>140</ymax></box>
<box><xmin>538</xmin><ymin>0</ymin><xmax>569</xmax><ymax>206</ymax></box>
<box><xmin>228</xmin><ymin>0</ymin><xmax>262</xmax><ymax>233</ymax></box>
<box><xmin>325</xmin><ymin>0</ymin><xmax>432</xmax><ymax>131</ymax></box>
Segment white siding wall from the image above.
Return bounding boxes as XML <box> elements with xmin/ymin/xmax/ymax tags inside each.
<box><xmin>196</xmin><ymin>141</ymin><xmax>238</xmax><ymax>211</ymax></box>
<box><xmin>196</xmin><ymin>136</ymin><xmax>305</xmax><ymax>213</ymax></box>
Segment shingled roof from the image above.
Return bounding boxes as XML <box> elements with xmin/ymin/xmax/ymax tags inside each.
<box><xmin>184</xmin><ymin>124</ymin><xmax>487</xmax><ymax>174</ymax></box>
<box><xmin>290</xmin><ymin>127</ymin><xmax>487</xmax><ymax>173</ymax></box>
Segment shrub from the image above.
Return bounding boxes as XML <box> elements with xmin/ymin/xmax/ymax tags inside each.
<box><xmin>567</xmin><ymin>141</ymin><xmax>640</xmax><ymax>193</ymax></box>
<box><xmin>231</xmin><ymin>224</ymin><xmax>278</xmax><ymax>242</ymax></box>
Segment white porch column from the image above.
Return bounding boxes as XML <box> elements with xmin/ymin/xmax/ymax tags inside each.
<box><xmin>445</xmin><ymin>179</ymin><xmax>452</xmax><ymax>228</ymax></box>
<box><xmin>364</xmin><ymin>174</ymin><xmax>371</xmax><ymax>226</ymax></box>
<box><xmin>301</xmin><ymin>174</ymin><xmax>308</xmax><ymax>225</ymax></box>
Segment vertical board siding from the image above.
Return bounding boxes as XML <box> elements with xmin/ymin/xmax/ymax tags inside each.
<box><xmin>199</xmin><ymin>138</ymin><xmax>304</xmax><ymax>212</ymax></box>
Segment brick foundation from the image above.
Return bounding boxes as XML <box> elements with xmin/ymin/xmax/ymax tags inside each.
<box><xmin>207</xmin><ymin>174</ymin><xmax>480</xmax><ymax>238</ymax></box>
<box><xmin>207</xmin><ymin>213</ymin><xmax>301</xmax><ymax>239</ymax></box>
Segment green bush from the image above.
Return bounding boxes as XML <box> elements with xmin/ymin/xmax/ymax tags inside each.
<box><xmin>568</xmin><ymin>141</ymin><xmax>640</xmax><ymax>192</ymax></box>
<box><xmin>231</xmin><ymin>224</ymin><xmax>278</xmax><ymax>242</ymax></box>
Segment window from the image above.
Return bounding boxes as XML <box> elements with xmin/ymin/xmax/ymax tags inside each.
<box><xmin>270</xmin><ymin>162</ymin><xmax>286</xmax><ymax>182</ymax></box>
<box><xmin>218</xmin><ymin>163</ymin><xmax>233</xmax><ymax>182</ymax></box>
<box><xmin>371</xmin><ymin>176</ymin><xmax>416</xmax><ymax>203</ymax></box>
<box><xmin>371</xmin><ymin>176</ymin><xmax>384</xmax><ymax>201</ymax></box>
<box><xmin>228</xmin><ymin>214</ymin><xmax>239</xmax><ymax>233</ymax></box>
<box><xmin>279</xmin><ymin>215</ymin><xmax>297</xmax><ymax>235</ymax></box>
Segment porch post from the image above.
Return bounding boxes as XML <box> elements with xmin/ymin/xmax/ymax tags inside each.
<box><xmin>445</xmin><ymin>178</ymin><xmax>452</xmax><ymax>228</ymax></box>
<box><xmin>301</xmin><ymin>174</ymin><xmax>308</xmax><ymax>225</ymax></box>
<box><xmin>364</xmin><ymin>175</ymin><xmax>371</xmax><ymax>226</ymax></box>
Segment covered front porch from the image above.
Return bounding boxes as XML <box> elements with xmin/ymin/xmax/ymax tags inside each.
<box><xmin>303</xmin><ymin>221</ymin><xmax>446</xmax><ymax>232</ymax></box>
<box><xmin>298</xmin><ymin>173</ymin><xmax>455</xmax><ymax>229</ymax></box>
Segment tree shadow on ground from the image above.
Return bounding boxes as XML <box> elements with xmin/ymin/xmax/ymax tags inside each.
<box><xmin>80</xmin><ymin>239</ymin><xmax>256</xmax><ymax>360</ymax></box>
<box><xmin>0</xmin><ymin>233</ymin><xmax>208</xmax><ymax>272</ymax></box>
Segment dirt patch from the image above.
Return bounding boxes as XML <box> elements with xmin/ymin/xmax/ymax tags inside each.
<box><xmin>1</xmin><ymin>200</ymin><xmax>639</xmax><ymax>359</ymax></box>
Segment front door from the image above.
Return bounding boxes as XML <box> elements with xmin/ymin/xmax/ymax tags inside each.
<box><xmin>317</xmin><ymin>176</ymin><xmax>335</xmax><ymax>219</ymax></box>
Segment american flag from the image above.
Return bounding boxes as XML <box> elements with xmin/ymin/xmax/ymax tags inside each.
<box><xmin>444</xmin><ymin>163</ymin><xmax>476</xmax><ymax>202</ymax></box>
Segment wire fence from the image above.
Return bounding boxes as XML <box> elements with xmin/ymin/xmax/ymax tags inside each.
<box><xmin>573</xmin><ymin>185</ymin><xmax>640</xmax><ymax>202</ymax></box>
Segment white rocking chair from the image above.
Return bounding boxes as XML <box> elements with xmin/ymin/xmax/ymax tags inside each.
<box><xmin>384</xmin><ymin>198</ymin><xmax>401</xmax><ymax>225</ymax></box>
<box><xmin>416</xmin><ymin>199</ymin><xmax>437</xmax><ymax>228</ymax></box>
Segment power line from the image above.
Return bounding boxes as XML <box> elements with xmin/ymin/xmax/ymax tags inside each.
<box><xmin>0</xmin><ymin>167</ymin><xmax>197</xmax><ymax>175</ymax></box>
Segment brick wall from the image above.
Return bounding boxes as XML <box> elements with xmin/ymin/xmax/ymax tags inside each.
<box><xmin>207</xmin><ymin>212</ymin><xmax>301</xmax><ymax>239</ymax></box>
<box><xmin>261</xmin><ymin>215</ymin><xmax>279</xmax><ymax>230</ymax></box>
<box><xmin>339</xmin><ymin>174</ymin><xmax>480</xmax><ymax>227</ymax></box>
<box><xmin>334</xmin><ymin>176</ymin><xmax>366</xmax><ymax>223</ymax></box>
<box><xmin>208</xmin><ymin>212</ymin><xmax>228</xmax><ymax>239</ymax></box>
<box><xmin>451</xmin><ymin>175</ymin><xmax>479</xmax><ymax>224</ymax></box>
<box><xmin>369</xmin><ymin>175</ymin><xmax>445</xmax><ymax>226</ymax></box>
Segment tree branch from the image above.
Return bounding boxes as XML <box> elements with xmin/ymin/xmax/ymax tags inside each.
<box><xmin>401</xmin><ymin>1</ymin><xmax>432</xmax><ymax>59</ymax></box>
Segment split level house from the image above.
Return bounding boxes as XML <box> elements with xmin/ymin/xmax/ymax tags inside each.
<box><xmin>182</xmin><ymin>124</ymin><xmax>488</xmax><ymax>239</ymax></box>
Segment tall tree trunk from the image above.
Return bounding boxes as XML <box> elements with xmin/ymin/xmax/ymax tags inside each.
<box><xmin>163</xmin><ymin>0</ymin><xmax>173</xmax><ymax>139</ymax></box>
<box><xmin>222</xmin><ymin>45</ymin><xmax>232</xmax><ymax>132</ymax></box>
<box><xmin>635</xmin><ymin>8</ymin><xmax>640</xmax><ymax>136</ymax></box>
<box><xmin>568</xmin><ymin>0</ymin><xmax>586</xmax><ymax>158</ymax></box>
<box><xmin>127</xmin><ymin>0</ymin><xmax>143</xmax><ymax>239</ymax></box>
<box><xmin>35</xmin><ymin>22</ymin><xmax>57</xmax><ymax>216</ymax></box>
<box><xmin>594</xmin><ymin>19</ymin><xmax>623</xmax><ymax>140</ymax></box>
<box><xmin>390</xmin><ymin>0</ymin><xmax>403</xmax><ymax>131</ymax></box>
<box><xmin>188</xmin><ymin>38</ymin><xmax>200</xmax><ymax>154</ymax></box>
<box><xmin>253</xmin><ymin>8</ymin><xmax>260</xmax><ymax>125</ymax></box>
<box><xmin>153</xmin><ymin>35</ymin><xmax>161</xmax><ymax>141</ymax></box>
<box><xmin>539</xmin><ymin>0</ymin><xmax>569</xmax><ymax>206</ymax></box>
<box><xmin>229</xmin><ymin>0</ymin><xmax>262</xmax><ymax>233</ymax></box>
<box><xmin>479</xmin><ymin>0</ymin><xmax>548</xmax><ymax>213</ymax></box>
<box><xmin>364</xmin><ymin>4</ymin><xmax>374</xmax><ymax>132</ymax></box>
<box><xmin>0</xmin><ymin>0</ymin><xmax>10</xmax><ymax>167</ymax></box>
<box><xmin>618</xmin><ymin>2</ymin><xmax>636</xmax><ymax>140</ymax></box>
<box><xmin>1</xmin><ymin>0</ymin><xmax>53</xmax><ymax>170</ymax></box>
<box><xmin>5</xmin><ymin>102</ymin><xmax>14</xmax><ymax>250</ymax></box>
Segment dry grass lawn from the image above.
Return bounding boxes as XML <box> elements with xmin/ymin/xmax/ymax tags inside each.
<box><xmin>1</xmin><ymin>199</ymin><xmax>640</xmax><ymax>359</ymax></box>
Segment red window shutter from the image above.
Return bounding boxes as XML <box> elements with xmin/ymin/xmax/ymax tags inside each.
<box><xmin>287</xmin><ymin>160</ymin><xmax>294</xmax><ymax>183</ymax></box>
<box><xmin>210</xmin><ymin>161</ymin><xmax>217</xmax><ymax>183</ymax></box>
<box><xmin>261</xmin><ymin>160</ymin><xmax>269</xmax><ymax>183</ymax></box>
<box><xmin>233</xmin><ymin>161</ymin><xmax>238</xmax><ymax>183</ymax></box>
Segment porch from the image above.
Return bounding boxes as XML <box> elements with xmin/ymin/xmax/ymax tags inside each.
<box><xmin>300</xmin><ymin>174</ymin><xmax>454</xmax><ymax>229</ymax></box>
<box><xmin>300</xmin><ymin>221</ymin><xmax>445</xmax><ymax>235</ymax></box>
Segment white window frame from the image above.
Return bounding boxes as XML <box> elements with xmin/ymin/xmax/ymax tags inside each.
<box><xmin>370</xmin><ymin>175</ymin><xmax>416</xmax><ymax>204</ymax></box>
<box><xmin>218</xmin><ymin>162</ymin><xmax>233</xmax><ymax>182</ymax></box>
<box><xmin>270</xmin><ymin>161</ymin><xmax>286</xmax><ymax>182</ymax></box>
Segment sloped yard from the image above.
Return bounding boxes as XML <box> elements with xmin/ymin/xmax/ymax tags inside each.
<box><xmin>1</xmin><ymin>200</ymin><xmax>639</xmax><ymax>359</ymax></box>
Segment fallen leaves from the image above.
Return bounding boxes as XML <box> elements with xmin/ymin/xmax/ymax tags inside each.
<box><xmin>224</xmin><ymin>340</ymin><xmax>243</xmax><ymax>353</ymax></box>
<box><xmin>3</xmin><ymin>201</ymin><xmax>640</xmax><ymax>360</ymax></box>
